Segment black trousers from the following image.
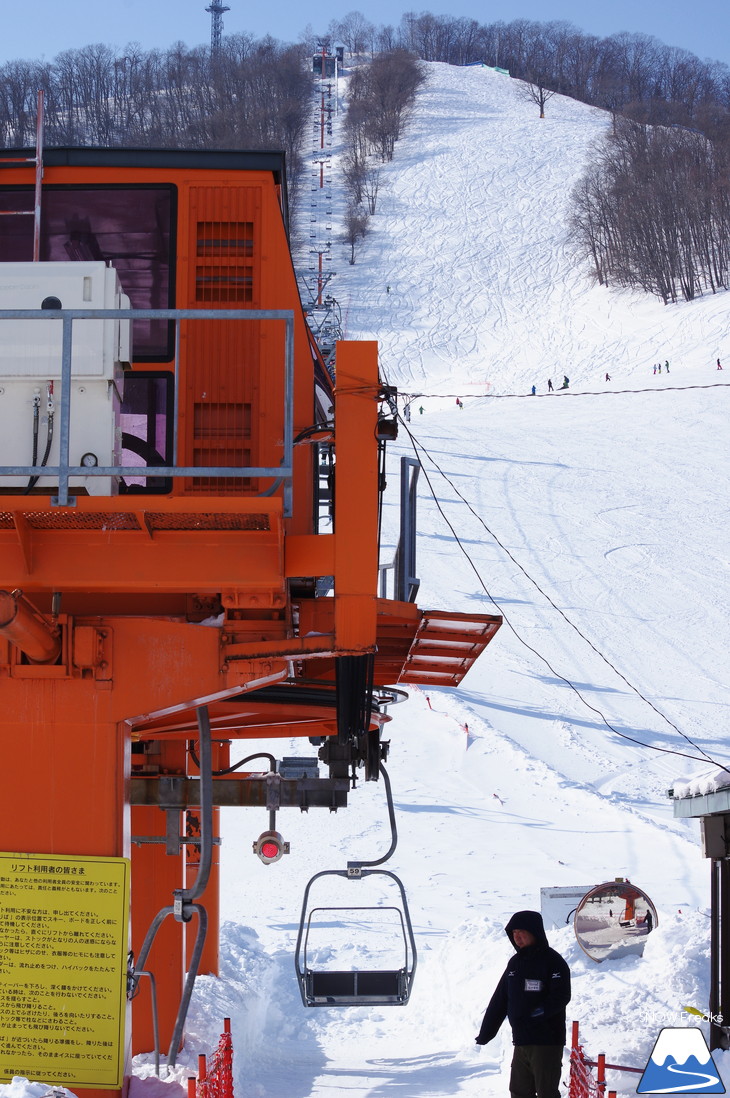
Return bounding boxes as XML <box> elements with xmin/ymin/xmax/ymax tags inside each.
<box><xmin>509</xmin><ymin>1044</ymin><xmax>564</xmax><ymax>1098</ymax></box>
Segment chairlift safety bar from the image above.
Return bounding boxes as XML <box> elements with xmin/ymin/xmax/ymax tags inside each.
<box><xmin>302</xmin><ymin>904</ymin><xmax>410</xmax><ymax>971</ymax></box>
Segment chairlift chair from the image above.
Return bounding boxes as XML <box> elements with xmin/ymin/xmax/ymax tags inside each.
<box><xmin>294</xmin><ymin>867</ymin><xmax>417</xmax><ymax>1007</ymax></box>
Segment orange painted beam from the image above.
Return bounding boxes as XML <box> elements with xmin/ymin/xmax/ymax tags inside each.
<box><xmin>284</xmin><ymin>533</ymin><xmax>334</xmax><ymax>577</ymax></box>
<box><xmin>0</xmin><ymin>532</ymin><xmax>284</xmax><ymax>594</ymax></box>
<box><xmin>333</xmin><ymin>342</ymin><xmax>379</xmax><ymax>652</ymax></box>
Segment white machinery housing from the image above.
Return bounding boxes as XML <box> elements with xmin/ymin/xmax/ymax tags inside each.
<box><xmin>0</xmin><ymin>261</ymin><xmax>131</xmax><ymax>495</ymax></box>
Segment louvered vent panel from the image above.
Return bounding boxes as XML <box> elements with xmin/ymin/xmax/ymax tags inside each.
<box><xmin>182</xmin><ymin>189</ymin><xmax>261</xmax><ymax>494</ymax></box>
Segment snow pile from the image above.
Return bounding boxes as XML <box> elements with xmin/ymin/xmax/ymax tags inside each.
<box><xmin>672</xmin><ymin>768</ymin><xmax>730</xmax><ymax>800</ymax></box>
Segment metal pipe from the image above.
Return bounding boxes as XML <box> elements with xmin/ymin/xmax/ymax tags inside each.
<box><xmin>0</xmin><ymin>589</ymin><xmax>61</xmax><ymax>663</ymax></box>
<box><xmin>167</xmin><ymin>904</ymin><xmax>208</xmax><ymax>1068</ymax></box>
<box><xmin>173</xmin><ymin>319</ymin><xmax>180</xmax><ymax>466</ymax></box>
<box><xmin>711</xmin><ymin>859</ymin><xmax>720</xmax><ymax>1049</ymax></box>
<box><xmin>57</xmin><ymin>316</ymin><xmax>73</xmax><ymax>504</ymax></box>
<box><xmin>133</xmin><ymin>709</ymin><xmax>214</xmax><ymax>1072</ymax></box>
<box><xmin>283</xmin><ymin>315</ymin><xmax>294</xmax><ymax>517</ymax></box>
<box><xmin>32</xmin><ymin>90</ymin><xmax>44</xmax><ymax>263</ymax></box>
<box><xmin>347</xmin><ymin>763</ymin><xmax>398</xmax><ymax>870</ymax></box>
<box><xmin>133</xmin><ymin>970</ymin><xmax>160</xmax><ymax>1076</ymax></box>
<box><xmin>133</xmin><ymin>904</ymin><xmax>175</xmax><ymax>978</ymax></box>
<box><xmin>181</xmin><ymin>706</ymin><xmax>214</xmax><ymax>902</ymax></box>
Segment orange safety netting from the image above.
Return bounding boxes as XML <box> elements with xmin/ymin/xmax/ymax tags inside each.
<box><xmin>569</xmin><ymin>1037</ymin><xmax>603</xmax><ymax>1098</ymax></box>
<box><xmin>569</xmin><ymin>1019</ymin><xmax>642</xmax><ymax>1098</ymax></box>
<box><xmin>190</xmin><ymin>1019</ymin><xmax>234</xmax><ymax>1098</ymax></box>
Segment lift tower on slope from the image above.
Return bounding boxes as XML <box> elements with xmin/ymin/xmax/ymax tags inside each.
<box><xmin>206</xmin><ymin>0</ymin><xmax>230</xmax><ymax>57</ymax></box>
<box><xmin>299</xmin><ymin>44</ymin><xmax>341</xmax><ymax>374</ymax></box>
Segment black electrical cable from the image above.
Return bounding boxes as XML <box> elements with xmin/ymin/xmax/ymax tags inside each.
<box><xmin>377</xmin><ymin>436</ymin><xmax>388</xmax><ymax>553</ymax></box>
<box><xmin>187</xmin><ymin>740</ymin><xmax>276</xmax><ymax>776</ymax></box>
<box><xmin>399</xmin><ymin>414</ymin><xmax>730</xmax><ymax>774</ymax></box>
<box><xmin>26</xmin><ymin>407</ymin><xmax>54</xmax><ymax>493</ymax></box>
<box><xmin>23</xmin><ymin>394</ymin><xmax>41</xmax><ymax>495</ymax></box>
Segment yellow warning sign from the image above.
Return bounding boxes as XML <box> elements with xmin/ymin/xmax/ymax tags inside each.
<box><xmin>0</xmin><ymin>851</ymin><xmax>130</xmax><ymax>1088</ymax></box>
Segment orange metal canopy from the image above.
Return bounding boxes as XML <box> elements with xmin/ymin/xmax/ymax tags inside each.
<box><xmin>376</xmin><ymin>607</ymin><xmax>502</xmax><ymax>687</ymax></box>
<box><xmin>130</xmin><ymin>604</ymin><xmax>502</xmax><ymax>740</ymax></box>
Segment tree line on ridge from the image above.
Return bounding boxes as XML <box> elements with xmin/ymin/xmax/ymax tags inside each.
<box><xmin>3</xmin><ymin>9</ymin><xmax>730</xmax><ymax>301</ymax></box>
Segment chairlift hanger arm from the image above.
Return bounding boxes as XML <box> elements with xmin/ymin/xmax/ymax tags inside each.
<box><xmin>347</xmin><ymin>762</ymin><xmax>397</xmax><ymax>871</ymax></box>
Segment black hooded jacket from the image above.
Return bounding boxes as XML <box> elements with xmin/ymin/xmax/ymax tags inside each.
<box><xmin>476</xmin><ymin>910</ymin><xmax>571</xmax><ymax>1047</ymax></box>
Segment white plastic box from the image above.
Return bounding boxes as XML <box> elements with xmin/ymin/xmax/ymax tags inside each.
<box><xmin>0</xmin><ymin>261</ymin><xmax>131</xmax><ymax>495</ymax></box>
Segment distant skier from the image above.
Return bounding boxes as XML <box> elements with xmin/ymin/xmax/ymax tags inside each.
<box><xmin>665</xmin><ymin>360</ymin><xmax>670</xmax><ymax>373</ymax></box>
<box><xmin>419</xmin><ymin>405</ymin><xmax>424</xmax><ymax>414</ymax></box>
<box><xmin>605</xmin><ymin>373</ymin><xmax>611</xmax><ymax>382</ymax></box>
<box><xmin>531</xmin><ymin>385</ymin><xmax>536</xmax><ymax>395</ymax></box>
<box><xmin>386</xmin><ymin>285</ymin><xmax>391</xmax><ymax>294</ymax></box>
<box><xmin>547</xmin><ymin>378</ymin><xmax>554</xmax><ymax>392</ymax></box>
<box><xmin>653</xmin><ymin>364</ymin><xmax>657</xmax><ymax>375</ymax></box>
<box><xmin>658</xmin><ymin>363</ymin><xmax>662</xmax><ymax>373</ymax></box>
<box><xmin>456</xmin><ymin>397</ymin><xmax>463</xmax><ymax>409</ymax></box>
<box><xmin>718</xmin><ymin>358</ymin><xmax>723</xmax><ymax>370</ymax></box>
<box><xmin>561</xmin><ymin>375</ymin><xmax>569</xmax><ymax>389</ymax></box>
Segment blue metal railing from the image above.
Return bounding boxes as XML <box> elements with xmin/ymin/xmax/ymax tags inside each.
<box><xmin>0</xmin><ymin>307</ymin><xmax>295</xmax><ymax>510</ymax></box>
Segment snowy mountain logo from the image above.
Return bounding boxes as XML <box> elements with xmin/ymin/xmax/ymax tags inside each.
<box><xmin>638</xmin><ymin>1028</ymin><xmax>725</xmax><ymax>1093</ymax></box>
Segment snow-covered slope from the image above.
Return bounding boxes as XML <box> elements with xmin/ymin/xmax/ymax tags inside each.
<box><xmin>339</xmin><ymin>63</ymin><xmax>730</xmax><ymax>392</ymax></box>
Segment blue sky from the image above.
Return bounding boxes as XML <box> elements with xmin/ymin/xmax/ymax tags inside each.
<box><xmin>1</xmin><ymin>0</ymin><xmax>729</xmax><ymax>68</ymax></box>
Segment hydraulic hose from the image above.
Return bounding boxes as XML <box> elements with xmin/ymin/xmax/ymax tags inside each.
<box><xmin>23</xmin><ymin>392</ymin><xmax>41</xmax><ymax>495</ymax></box>
<box><xmin>132</xmin><ymin>705</ymin><xmax>215</xmax><ymax>1070</ymax></box>
<box><xmin>25</xmin><ymin>396</ymin><xmax>54</xmax><ymax>493</ymax></box>
<box><xmin>182</xmin><ymin>706</ymin><xmax>214</xmax><ymax>902</ymax></box>
<box><xmin>166</xmin><ymin>904</ymin><xmax>208</xmax><ymax>1068</ymax></box>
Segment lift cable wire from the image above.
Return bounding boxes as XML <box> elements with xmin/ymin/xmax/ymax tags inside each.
<box><xmin>399</xmin><ymin>416</ymin><xmax>730</xmax><ymax>775</ymax></box>
<box><xmin>400</xmin><ymin>382</ymin><xmax>730</xmax><ymax>401</ymax></box>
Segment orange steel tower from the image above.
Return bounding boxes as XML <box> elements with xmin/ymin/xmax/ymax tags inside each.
<box><xmin>0</xmin><ymin>147</ymin><xmax>501</xmax><ymax>1094</ymax></box>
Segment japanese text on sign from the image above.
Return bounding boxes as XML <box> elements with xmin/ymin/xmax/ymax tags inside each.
<box><xmin>0</xmin><ymin>851</ymin><xmax>130</xmax><ymax>1088</ymax></box>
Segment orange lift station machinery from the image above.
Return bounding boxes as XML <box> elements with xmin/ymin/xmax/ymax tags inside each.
<box><xmin>0</xmin><ymin>142</ymin><xmax>502</xmax><ymax>1095</ymax></box>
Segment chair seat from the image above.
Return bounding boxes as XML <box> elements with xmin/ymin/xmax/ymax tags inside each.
<box><xmin>306</xmin><ymin>968</ymin><xmax>406</xmax><ymax>1004</ymax></box>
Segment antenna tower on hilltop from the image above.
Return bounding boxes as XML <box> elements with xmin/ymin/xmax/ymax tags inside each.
<box><xmin>206</xmin><ymin>0</ymin><xmax>230</xmax><ymax>57</ymax></box>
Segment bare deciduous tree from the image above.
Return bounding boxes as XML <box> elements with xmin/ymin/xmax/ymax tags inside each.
<box><xmin>519</xmin><ymin>35</ymin><xmax>559</xmax><ymax>118</ymax></box>
<box><xmin>518</xmin><ymin>76</ymin><xmax>558</xmax><ymax>118</ymax></box>
<box><xmin>0</xmin><ymin>37</ymin><xmax>311</xmax><ymax>197</ymax></box>
<box><xmin>363</xmin><ymin>166</ymin><xmax>381</xmax><ymax>214</ymax></box>
<box><xmin>331</xmin><ymin>11</ymin><xmax>376</xmax><ymax>57</ymax></box>
<box><xmin>343</xmin><ymin>204</ymin><xmax>369</xmax><ymax>264</ymax></box>
<box><xmin>569</xmin><ymin>118</ymin><xmax>730</xmax><ymax>303</ymax></box>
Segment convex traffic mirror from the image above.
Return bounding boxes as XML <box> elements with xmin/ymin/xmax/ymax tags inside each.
<box><xmin>574</xmin><ymin>879</ymin><xmax>658</xmax><ymax>963</ymax></box>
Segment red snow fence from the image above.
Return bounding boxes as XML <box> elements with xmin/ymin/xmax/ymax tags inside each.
<box><xmin>569</xmin><ymin>1020</ymin><xmax>642</xmax><ymax>1098</ymax></box>
<box><xmin>188</xmin><ymin>1019</ymin><xmax>234</xmax><ymax>1098</ymax></box>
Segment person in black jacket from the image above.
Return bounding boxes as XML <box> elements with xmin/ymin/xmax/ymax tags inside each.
<box><xmin>475</xmin><ymin>910</ymin><xmax>571</xmax><ymax>1098</ymax></box>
